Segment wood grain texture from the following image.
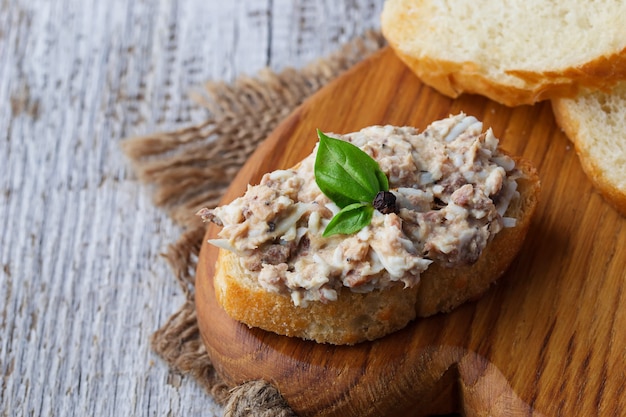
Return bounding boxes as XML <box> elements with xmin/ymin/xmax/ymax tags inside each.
<box><xmin>0</xmin><ymin>1</ymin><xmax>384</xmax><ymax>416</ymax></box>
<box><xmin>196</xmin><ymin>47</ymin><xmax>626</xmax><ymax>416</ymax></box>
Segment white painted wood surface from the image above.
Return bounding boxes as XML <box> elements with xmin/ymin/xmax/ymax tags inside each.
<box><xmin>0</xmin><ymin>1</ymin><xmax>383</xmax><ymax>415</ymax></box>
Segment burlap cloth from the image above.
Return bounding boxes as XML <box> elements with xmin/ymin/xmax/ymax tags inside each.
<box><xmin>122</xmin><ymin>31</ymin><xmax>386</xmax><ymax>416</ymax></box>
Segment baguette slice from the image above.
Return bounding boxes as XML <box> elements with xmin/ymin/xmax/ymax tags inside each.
<box><xmin>213</xmin><ymin>157</ymin><xmax>540</xmax><ymax>345</ymax></box>
<box><xmin>552</xmin><ymin>83</ymin><xmax>626</xmax><ymax>216</ymax></box>
<box><xmin>381</xmin><ymin>0</ymin><xmax>626</xmax><ymax>107</ymax></box>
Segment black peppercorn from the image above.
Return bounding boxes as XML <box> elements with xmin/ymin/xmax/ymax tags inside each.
<box><xmin>373</xmin><ymin>191</ymin><xmax>397</xmax><ymax>214</ymax></box>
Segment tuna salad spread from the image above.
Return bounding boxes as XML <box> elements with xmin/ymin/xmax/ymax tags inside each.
<box><xmin>198</xmin><ymin>114</ymin><xmax>522</xmax><ymax>307</ymax></box>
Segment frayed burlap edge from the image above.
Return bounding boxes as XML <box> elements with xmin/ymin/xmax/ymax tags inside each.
<box><xmin>122</xmin><ymin>31</ymin><xmax>386</xmax><ymax>416</ymax></box>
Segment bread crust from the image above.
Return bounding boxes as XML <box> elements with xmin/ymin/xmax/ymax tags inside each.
<box><xmin>215</xmin><ymin>250</ymin><xmax>420</xmax><ymax>345</ymax></box>
<box><xmin>552</xmin><ymin>97</ymin><xmax>626</xmax><ymax>216</ymax></box>
<box><xmin>388</xmin><ymin>52</ymin><xmax>582</xmax><ymax>107</ymax></box>
<box><xmin>381</xmin><ymin>0</ymin><xmax>626</xmax><ymax>107</ymax></box>
<box><xmin>212</xmin><ymin>157</ymin><xmax>540</xmax><ymax>345</ymax></box>
<box><xmin>386</xmin><ymin>45</ymin><xmax>626</xmax><ymax>108</ymax></box>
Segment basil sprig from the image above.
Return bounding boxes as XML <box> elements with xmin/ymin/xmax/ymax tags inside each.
<box><xmin>314</xmin><ymin>129</ymin><xmax>391</xmax><ymax>237</ymax></box>
<box><xmin>322</xmin><ymin>202</ymin><xmax>374</xmax><ymax>237</ymax></box>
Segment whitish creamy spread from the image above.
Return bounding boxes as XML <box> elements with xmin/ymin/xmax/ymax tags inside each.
<box><xmin>199</xmin><ymin>114</ymin><xmax>521</xmax><ymax>307</ymax></box>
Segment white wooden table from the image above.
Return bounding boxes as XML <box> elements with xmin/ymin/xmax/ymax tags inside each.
<box><xmin>0</xmin><ymin>1</ymin><xmax>383</xmax><ymax>415</ymax></box>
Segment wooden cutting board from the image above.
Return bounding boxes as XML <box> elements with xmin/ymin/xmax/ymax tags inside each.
<box><xmin>195</xmin><ymin>47</ymin><xmax>626</xmax><ymax>417</ymax></box>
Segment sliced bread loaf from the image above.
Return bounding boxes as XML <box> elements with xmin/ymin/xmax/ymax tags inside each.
<box><xmin>381</xmin><ymin>0</ymin><xmax>626</xmax><ymax>106</ymax></box>
<box><xmin>552</xmin><ymin>83</ymin><xmax>626</xmax><ymax>215</ymax></box>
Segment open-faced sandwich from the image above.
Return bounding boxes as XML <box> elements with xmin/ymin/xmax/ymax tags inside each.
<box><xmin>198</xmin><ymin>113</ymin><xmax>540</xmax><ymax>345</ymax></box>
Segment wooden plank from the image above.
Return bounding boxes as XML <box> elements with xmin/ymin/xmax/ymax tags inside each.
<box><xmin>0</xmin><ymin>0</ymin><xmax>384</xmax><ymax>416</ymax></box>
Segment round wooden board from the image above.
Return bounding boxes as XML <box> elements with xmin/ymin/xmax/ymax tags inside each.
<box><xmin>196</xmin><ymin>47</ymin><xmax>626</xmax><ymax>417</ymax></box>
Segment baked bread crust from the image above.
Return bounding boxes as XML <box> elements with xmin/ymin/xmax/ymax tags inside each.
<box><xmin>215</xmin><ymin>250</ymin><xmax>420</xmax><ymax>345</ymax></box>
<box><xmin>212</xmin><ymin>157</ymin><xmax>540</xmax><ymax>345</ymax></box>
<box><xmin>552</xmin><ymin>85</ymin><xmax>626</xmax><ymax>216</ymax></box>
<box><xmin>381</xmin><ymin>0</ymin><xmax>626</xmax><ymax>107</ymax></box>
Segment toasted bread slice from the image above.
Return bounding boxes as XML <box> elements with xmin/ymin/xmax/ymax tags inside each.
<box><xmin>214</xmin><ymin>251</ymin><xmax>421</xmax><ymax>345</ymax></box>
<box><xmin>212</xmin><ymin>157</ymin><xmax>540</xmax><ymax>345</ymax></box>
<box><xmin>381</xmin><ymin>0</ymin><xmax>626</xmax><ymax>107</ymax></box>
<box><xmin>552</xmin><ymin>83</ymin><xmax>626</xmax><ymax>216</ymax></box>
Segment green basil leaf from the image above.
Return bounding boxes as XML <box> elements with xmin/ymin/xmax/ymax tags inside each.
<box><xmin>322</xmin><ymin>202</ymin><xmax>374</xmax><ymax>237</ymax></box>
<box><xmin>375</xmin><ymin>167</ymin><xmax>389</xmax><ymax>192</ymax></box>
<box><xmin>315</xmin><ymin>130</ymin><xmax>388</xmax><ymax>208</ymax></box>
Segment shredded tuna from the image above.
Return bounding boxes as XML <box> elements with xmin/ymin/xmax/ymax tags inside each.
<box><xmin>199</xmin><ymin>114</ymin><xmax>521</xmax><ymax>307</ymax></box>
